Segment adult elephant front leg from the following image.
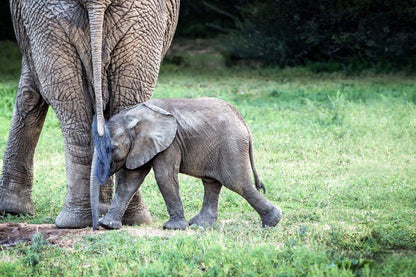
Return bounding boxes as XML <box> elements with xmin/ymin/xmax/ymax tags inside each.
<box><xmin>0</xmin><ymin>58</ymin><xmax>48</xmax><ymax>215</ymax></box>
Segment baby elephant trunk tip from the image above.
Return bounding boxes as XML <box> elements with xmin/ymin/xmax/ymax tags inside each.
<box><xmin>91</xmin><ymin>166</ymin><xmax>101</xmax><ymax>231</ymax></box>
<box><xmin>92</xmin><ymin>222</ymin><xmax>99</xmax><ymax>231</ymax></box>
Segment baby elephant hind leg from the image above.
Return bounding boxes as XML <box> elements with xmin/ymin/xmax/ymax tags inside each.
<box><xmin>189</xmin><ymin>178</ymin><xmax>222</xmax><ymax>228</ymax></box>
<box><xmin>221</xmin><ymin>169</ymin><xmax>282</xmax><ymax>227</ymax></box>
<box><xmin>242</xmin><ymin>185</ymin><xmax>282</xmax><ymax>227</ymax></box>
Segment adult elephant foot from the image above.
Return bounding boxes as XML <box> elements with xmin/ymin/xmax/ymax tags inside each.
<box><xmin>55</xmin><ymin>173</ymin><xmax>115</xmax><ymax>228</ymax></box>
<box><xmin>0</xmin><ymin>185</ymin><xmax>34</xmax><ymax>216</ymax></box>
<box><xmin>121</xmin><ymin>189</ymin><xmax>152</xmax><ymax>226</ymax></box>
<box><xmin>55</xmin><ymin>200</ymin><xmax>113</xmax><ymax>228</ymax></box>
<box><xmin>55</xmin><ymin>204</ymin><xmax>92</xmax><ymax>228</ymax></box>
<box><xmin>122</xmin><ymin>208</ymin><xmax>152</xmax><ymax>226</ymax></box>
<box><xmin>54</xmin><ymin>138</ymin><xmax>101</xmax><ymax>229</ymax></box>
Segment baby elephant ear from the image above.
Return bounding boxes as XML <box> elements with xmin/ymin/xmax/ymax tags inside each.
<box><xmin>125</xmin><ymin>103</ymin><xmax>178</xmax><ymax>169</ymax></box>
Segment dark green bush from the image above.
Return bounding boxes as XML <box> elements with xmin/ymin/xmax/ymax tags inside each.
<box><xmin>176</xmin><ymin>1</ymin><xmax>248</xmax><ymax>38</ymax></box>
<box><xmin>0</xmin><ymin>3</ymin><xmax>14</xmax><ymax>41</ymax></box>
<box><xmin>218</xmin><ymin>0</ymin><xmax>416</xmax><ymax>70</ymax></box>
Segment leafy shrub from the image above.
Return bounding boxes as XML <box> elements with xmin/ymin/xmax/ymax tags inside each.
<box><xmin>176</xmin><ymin>0</ymin><xmax>247</xmax><ymax>38</ymax></box>
<box><xmin>217</xmin><ymin>0</ymin><xmax>416</xmax><ymax>70</ymax></box>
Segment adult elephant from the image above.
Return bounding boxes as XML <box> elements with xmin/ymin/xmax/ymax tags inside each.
<box><xmin>0</xmin><ymin>0</ymin><xmax>180</xmax><ymax>228</ymax></box>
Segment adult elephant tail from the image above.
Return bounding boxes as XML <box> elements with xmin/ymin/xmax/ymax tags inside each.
<box><xmin>87</xmin><ymin>1</ymin><xmax>111</xmax><ymax>136</ymax></box>
<box><xmin>86</xmin><ymin>2</ymin><xmax>113</xmax><ymax>229</ymax></box>
<box><xmin>87</xmin><ymin>1</ymin><xmax>112</xmax><ymax>183</ymax></box>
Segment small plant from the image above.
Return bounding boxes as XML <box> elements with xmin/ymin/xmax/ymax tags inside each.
<box><xmin>22</xmin><ymin>233</ymin><xmax>49</xmax><ymax>268</ymax></box>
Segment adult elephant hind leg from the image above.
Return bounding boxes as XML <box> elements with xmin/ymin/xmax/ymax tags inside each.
<box><xmin>98</xmin><ymin>177</ymin><xmax>113</xmax><ymax>216</ymax></box>
<box><xmin>122</xmin><ymin>189</ymin><xmax>152</xmax><ymax>226</ymax></box>
<box><xmin>52</xmin><ymin>99</ymin><xmax>96</xmax><ymax>228</ymax></box>
<box><xmin>54</xmin><ymin>129</ymin><xmax>93</xmax><ymax>228</ymax></box>
<box><xmin>0</xmin><ymin>59</ymin><xmax>48</xmax><ymax>215</ymax></box>
<box><xmin>189</xmin><ymin>179</ymin><xmax>222</xmax><ymax>227</ymax></box>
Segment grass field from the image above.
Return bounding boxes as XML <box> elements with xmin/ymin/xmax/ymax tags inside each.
<box><xmin>1</xmin><ymin>40</ymin><xmax>416</xmax><ymax>276</ymax></box>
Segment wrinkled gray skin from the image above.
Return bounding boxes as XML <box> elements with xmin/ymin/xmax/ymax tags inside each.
<box><xmin>0</xmin><ymin>0</ymin><xmax>179</xmax><ymax>228</ymax></box>
<box><xmin>91</xmin><ymin>98</ymin><xmax>282</xmax><ymax>230</ymax></box>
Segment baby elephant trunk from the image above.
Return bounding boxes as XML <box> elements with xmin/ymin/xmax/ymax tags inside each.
<box><xmin>90</xmin><ymin>151</ymin><xmax>101</xmax><ymax>230</ymax></box>
<box><xmin>90</xmin><ymin>117</ymin><xmax>112</xmax><ymax>230</ymax></box>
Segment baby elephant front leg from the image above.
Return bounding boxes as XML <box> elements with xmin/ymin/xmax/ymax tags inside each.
<box><xmin>153</xmin><ymin>148</ymin><xmax>188</xmax><ymax>230</ymax></box>
<box><xmin>100</xmin><ymin>167</ymin><xmax>150</xmax><ymax>229</ymax></box>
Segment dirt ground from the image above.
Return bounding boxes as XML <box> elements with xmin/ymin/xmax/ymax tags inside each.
<box><xmin>0</xmin><ymin>223</ymin><xmax>193</xmax><ymax>249</ymax></box>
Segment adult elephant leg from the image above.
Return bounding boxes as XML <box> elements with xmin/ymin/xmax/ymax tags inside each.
<box><xmin>0</xmin><ymin>58</ymin><xmax>48</xmax><ymax>215</ymax></box>
<box><xmin>98</xmin><ymin>177</ymin><xmax>113</xmax><ymax>216</ymax></box>
<box><xmin>54</xmin><ymin>106</ymin><xmax>114</xmax><ymax>228</ymax></box>
<box><xmin>122</xmin><ymin>188</ymin><xmax>152</xmax><ymax>226</ymax></box>
<box><xmin>53</xmin><ymin>101</ymin><xmax>94</xmax><ymax>228</ymax></box>
<box><xmin>100</xmin><ymin>0</ymin><xmax>179</xmax><ymax>225</ymax></box>
<box><xmin>107</xmin><ymin>35</ymin><xmax>163</xmax><ymax>226</ymax></box>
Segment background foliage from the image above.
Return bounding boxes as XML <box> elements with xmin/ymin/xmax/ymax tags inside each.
<box><xmin>179</xmin><ymin>0</ymin><xmax>416</xmax><ymax>70</ymax></box>
<box><xmin>2</xmin><ymin>0</ymin><xmax>415</xmax><ymax>69</ymax></box>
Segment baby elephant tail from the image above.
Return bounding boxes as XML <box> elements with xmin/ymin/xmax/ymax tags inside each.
<box><xmin>249</xmin><ymin>134</ymin><xmax>266</xmax><ymax>193</ymax></box>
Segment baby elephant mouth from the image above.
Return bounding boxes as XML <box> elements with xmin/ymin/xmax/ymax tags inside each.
<box><xmin>109</xmin><ymin>160</ymin><xmax>126</xmax><ymax>176</ymax></box>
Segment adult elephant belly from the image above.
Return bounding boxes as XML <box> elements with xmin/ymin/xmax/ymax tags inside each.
<box><xmin>0</xmin><ymin>0</ymin><xmax>178</xmax><ymax>228</ymax></box>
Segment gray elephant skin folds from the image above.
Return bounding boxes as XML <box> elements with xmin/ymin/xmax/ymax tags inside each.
<box><xmin>90</xmin><ymin>97</ymin><xmax>282</xmax><ymax>231</ymax></box>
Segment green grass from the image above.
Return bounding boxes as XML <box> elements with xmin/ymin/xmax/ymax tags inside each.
<box><xmin>1</xmin><ymin>40</ymin><xmax>416</xmax><ymax>276</ymax></box>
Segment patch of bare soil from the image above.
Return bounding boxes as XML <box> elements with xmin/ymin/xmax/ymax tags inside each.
<box><xmin>0</xmin><ymin>223</ymin><xmax>194</xmax><ymax>249</ymax></box>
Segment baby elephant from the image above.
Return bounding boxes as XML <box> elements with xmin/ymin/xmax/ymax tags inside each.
<box><xmin>90</xmin><ymin>98</ymin><xmax>282</xmax><ymax>230</ymax></box>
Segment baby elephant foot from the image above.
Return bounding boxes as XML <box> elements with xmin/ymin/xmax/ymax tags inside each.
<box><xmin>99</xmin><ymin>215</ymin><xmax>122</xmax><ymax>230</ymax></box>
<box><xmin>163</xmin><ymin>218</ymin><xmax>188</xmax><ymax>230</ymax></box>
<box><xmin>261</xmin><ymin>206</ymin><xmax>282</xmax><ymax>227</ymax></box>
<box><xmin>189</xmin><ymin>213</ymin><xmax>217</xmax><ymax>228</ymax></box>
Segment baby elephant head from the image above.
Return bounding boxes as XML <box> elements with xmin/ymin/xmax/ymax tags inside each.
<box><xmin>109</xmin><ymin>103</ymin><xmax>178</xmax><ymax>171</ymax></box>
<box><xmin>91</xmin><ymin>103</ymin><xmax>177</xmax><ymax>229</ymax></box>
